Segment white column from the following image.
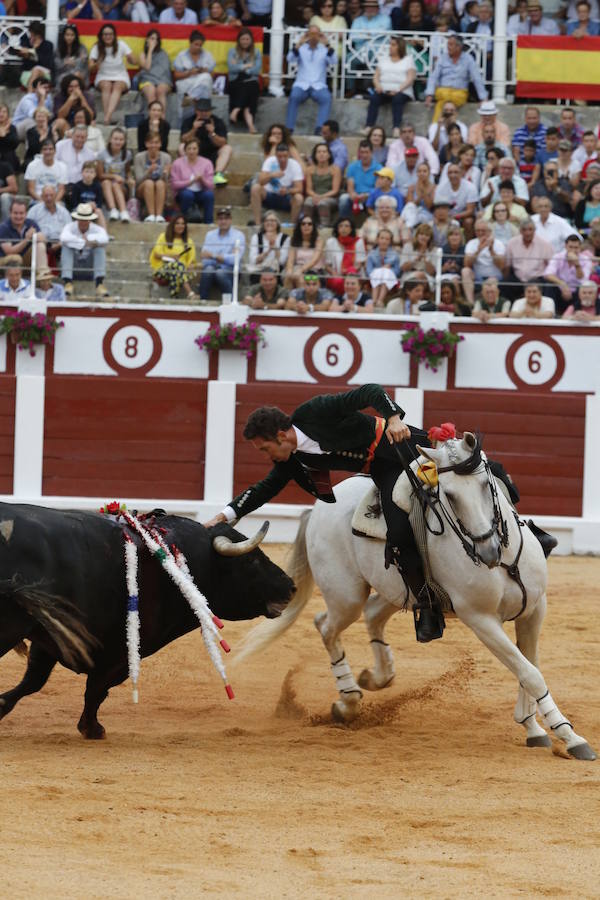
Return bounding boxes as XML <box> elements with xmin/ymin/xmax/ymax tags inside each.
<box><xmin>582</xmin><ymin>393</ymin><xmax>600</xmax><ymax>519</ymax></box>
<box><xmin>268</xmin><ymin>0</ymin><xmax>286</xmax><ymax>97</ymax></box>
<box><xmin>45</xmin><ymin>0</ymin><xmax>61</xmax><ymax>47</ymax></box>
<box><xmin>13</xmin><ymin>349</ymin><xmax>46</xmax><ymax>498</ymax></box>
<box><xmin>203</xmin><ymin>380</ymin><xmax>237</xmax><ymax>503</ymax></box>
<box><xmin>394</xmin><ymin>387</ymin><xmax>424</xmax><ymax>428</ymax></box>
<box><xmin>492</xmin><ymin>0</ymin><xmax>508</xmax><ymax>103</ymax></box>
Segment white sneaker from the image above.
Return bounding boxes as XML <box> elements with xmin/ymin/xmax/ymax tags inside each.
<box><xmin>120</xmin><ymin>210</ymin><xmax>130</xmax><ymax>223</ymax></box>
<box><xmin>155</xmin><ymin>214</ymin><xmax>166</xmax><ymax>223</ymax></box>
<box><xmin>144</xmin><ymin>214</ymin><xmax>156</xmax><ymax>223</ymax></box>
<box><xmin>109</xmin><ymin>208</ymin><xmax>119</xmax><ymax>221</ymax></box>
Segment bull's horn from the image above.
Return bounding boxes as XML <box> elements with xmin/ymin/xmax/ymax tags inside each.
<box><xmin>212</xmin><ymin>521</ymin><xmax>270</xmax><ymax>556</ymax></box>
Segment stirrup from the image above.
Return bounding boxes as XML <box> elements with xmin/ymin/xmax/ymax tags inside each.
<box><xmin>527</xmin><ymin>519</ymin><xmax>558</xmax><ymax>558</ymax></box>
<box><xmin>413</xmin><ymin>596</ymin><xmax>446</xmax><ymax>643</ymax></box>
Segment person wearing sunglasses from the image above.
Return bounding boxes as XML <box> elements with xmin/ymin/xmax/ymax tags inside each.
<box><xmin>287</xmin><ymin>270</ymin><xmax>334</xmax><ymax>313</ymax></box>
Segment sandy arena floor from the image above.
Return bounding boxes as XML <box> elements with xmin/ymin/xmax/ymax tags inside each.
<box><xmin>1</xmin><ymin>550</ymin><xmax>599</xmax><ymax>899</ymax></box>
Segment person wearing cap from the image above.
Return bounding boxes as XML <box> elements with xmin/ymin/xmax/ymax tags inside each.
<box><xmin>285</xmin><ymin>26</ymin><xmax>335</xmax><ymax>136</ymax></box>
<box><xmin>363</xmin><ymin>35</ymin><xmax>416</xmax><ymax>139</ymax></box>
<box><xmin>35</xmin><ymin>267</ymin><xmax>66</xmax><ymax>303</ymax></box>
<box><xmin>523</xmin><ymin>1</ymin><xmax>560</xmax><ymax>34</ymax></box>
<box><xmin>386</xmin><ymin>122</ymin><xmax>440</xmax><ymax>176</ymax></box>
<box><xmin>0</xmin><ymin>257</ymin><xmax>31</xmax><ymax>299</ymax></box>
<box><xmin>392</xmin><ymin>146</ymin><xmax>421</xmax><ymax>196</ymax></box>
<box><xmin>365</xmin><ymin>167</ymin><xmax>405</xmax><ymax>214</ymax></box>
<box><xmin>467</xmin><ymin>101</ymin><xmax>511</xmax><ymax>149</ymax></box>
<box><xmin>424</xmin><ymin>33</ymin><xmax>487</xmax><ymax>123</ymax></box>
<box><xmin>180</xmin><ymin>98</ymin><xmax>231</xmax><ymax>186</ymax></box>
<box><xmin>173</xmin><ymin>31</ymin><xmax>216</xmax><ymax>104</ymax></box>
<box><xmin>243</xmin><ymin>269</ymin><xmax>289</xmax><ymax>310</ymax></box>
<box><xmin>198</xmin><ymin>207</ymin><xmax>245</xmax><ymax>300</ymax></box>
<box><xmin>543</xmin><ymin>232</ymin><xmax>593</xmax><ymax>313</ymax></box>
<box><xmin>59</xmin><ymin>203</ymin><xmax>109</xmax><ymax>299</ymax></box>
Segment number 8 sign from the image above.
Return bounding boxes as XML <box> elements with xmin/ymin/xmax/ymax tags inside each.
<box><xmin>505</xmin><ymin>335</ymin><xmax>565</xmax><ymax>390</ymax></box>
<box><xmin>103</xmin><ymin>318</ymin><xmax>163</xmax><ymax>376</ymax></box>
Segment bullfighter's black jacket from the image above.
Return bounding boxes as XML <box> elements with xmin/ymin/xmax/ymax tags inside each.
<box><xmin>229</xmin><ymin>384</ymin><xmax>404</xmax><ymax>519</ymax></box>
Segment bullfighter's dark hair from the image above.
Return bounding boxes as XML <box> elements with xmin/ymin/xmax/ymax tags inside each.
<box><xmin>243</xmin><ymin>407</ymin><xmax>292</xmax><ymax>441</ymax></box>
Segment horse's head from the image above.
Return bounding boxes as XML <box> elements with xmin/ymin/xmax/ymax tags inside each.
<box><xmin>417</xmin><ymin>432</ymin><xmax>503</xmax><ymax>569</ymax></box>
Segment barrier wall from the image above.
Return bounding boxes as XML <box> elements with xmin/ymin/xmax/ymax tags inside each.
<box><xmin>3</xmin><ymin>300</ymin><xmax>600</xmax><ymax>553</ymax></box>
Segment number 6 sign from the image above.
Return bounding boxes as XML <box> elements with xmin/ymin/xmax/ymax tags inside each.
<box><xmin>103</xmin><ymin>318</ymin><xmax>163</xmax><ymax>376</ymax></box>
<box><xmin>505</xmin><ymin>335</ymin><xmax>565</xmax><ymax>390</ymax></box>
<box><xmin>303</xmin><ymin>328</ymin><xmax>363</xmax><ymax>383</ymax></box>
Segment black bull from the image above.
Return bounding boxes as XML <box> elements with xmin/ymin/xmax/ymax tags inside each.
<box><xmin>0</xmin><ymin>503</ymin><xmax>295</xmax><ymax>738</ymax></box>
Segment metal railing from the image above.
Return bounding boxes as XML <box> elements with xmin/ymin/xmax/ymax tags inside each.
<box><xmin>0</xmin><ymin>17</ymin><xmax>45</xmax><ymax>66</ymax></box>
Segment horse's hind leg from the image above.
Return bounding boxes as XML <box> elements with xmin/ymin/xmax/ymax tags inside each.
<box><xmin>514</xmin><ymin>596</ymin><xmax>551</xmax><ymax>749</ymax></box>
<box><xmin>314</xmin><ymin>589</ymin><xmax>367</xmax><ymax>724</ymax></box>
<box><xmin>0</xmin><ymin>642</ymin><xmax>56</xmax><ymax>721</ymax></box>
<box><xmin>359</xmin><ymin>592</ymin><xmax>398</xmax><ymax>691</ymax></box>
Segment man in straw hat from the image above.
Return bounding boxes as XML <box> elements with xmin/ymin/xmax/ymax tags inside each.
<box><xmin>59</xmin><ymin>202</ymin><xmax>109</xmax><ymax>299</ymax></box>
<box><xmin>35</xmin><ymin>266</ymin><xmax>66</xmax><ymax>302</ymax></box>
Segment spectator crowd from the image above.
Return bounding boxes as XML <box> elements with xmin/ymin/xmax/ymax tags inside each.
<box><xmin>0</xmin><ymin>5</ymin><xmax>599</xmax><ymax>321</ymax></box>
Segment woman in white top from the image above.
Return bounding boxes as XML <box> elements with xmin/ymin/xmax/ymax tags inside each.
<box><xmin>364</xmin><ymin>36</ymin><xmax>416</xmax><ymax>139</ymax></box>
<box><xmin>247</xmin><ymin>212</ymin><xmax>290</xmax><ymax>276</ymax></box>
<box><xmin>89</xmin><ymin>23</ymin><xmax>136</xmax><ymax>125</ymax></box>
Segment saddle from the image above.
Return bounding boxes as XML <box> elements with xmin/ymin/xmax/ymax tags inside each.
<box><xmin>350</xmin><ymin>469</ymin><xmax>414</xmax><ymax>541</ymax></box>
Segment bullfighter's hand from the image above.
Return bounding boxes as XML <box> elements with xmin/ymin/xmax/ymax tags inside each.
<box><xmin>203</xmin><ymin>513</ymin><xmax>227</xmax><ymax>527</ymax></box>
<box><xmin>386</xmin><ymin>414</ymin><xmax>411</xmax><ymax>444</ymax></box>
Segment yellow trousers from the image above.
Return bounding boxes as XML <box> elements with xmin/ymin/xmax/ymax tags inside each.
<box><xmin>432</xmin><ymin>87</ymin><xmax>469</xmax><ymax>122</ymax></box>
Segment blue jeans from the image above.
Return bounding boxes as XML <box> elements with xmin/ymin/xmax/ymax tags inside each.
<box><xmin>176</xmin><ymin>188</ymin><xmax>215</xmax><ymax>223</ymax></box>
<box><xmin>61</xmin><ymin>245</ymin><xmax>106</xmax><ymax>281</ymax></box>
<box><xmin>199</xmin><ymin>264</ymin><xmax>233</xmax><ymax>300</ymax></box>
<box><xmin>285</xmin><ymin>85</ymin><xmax>332</xmax><ymax>134</ymax></box>
<box><xmin>366</xmin><ymin>91</ymin><xmax>411</xmax><ymax>128</ymax></box>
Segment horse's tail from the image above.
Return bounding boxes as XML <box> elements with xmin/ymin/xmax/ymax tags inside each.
<box><xmin>233</xmin><ymin>510</ymin><xmax>314</xmax><ymax>666</ymax></box>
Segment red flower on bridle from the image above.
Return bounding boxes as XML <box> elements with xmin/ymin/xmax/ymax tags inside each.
<box><xmin>427</xmin><ymin>422</ymin><xmax>456</xmax><ymax>444</ymax></box>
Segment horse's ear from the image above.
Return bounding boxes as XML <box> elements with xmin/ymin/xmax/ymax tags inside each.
<box><xmin>417</xmin><ymin>444</ymin><xmax>444</xmax><ymax>463</ymax></box>
<box><xmin>462</xmin><ymin>432</ymin><xmax>477</xmax><ymax>451</ymax></box>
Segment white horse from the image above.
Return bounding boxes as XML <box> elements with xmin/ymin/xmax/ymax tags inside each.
<box><xmin>237</xmin><ymin>433</ymin><xmax>596</xmax><ymax>761</ymax></box>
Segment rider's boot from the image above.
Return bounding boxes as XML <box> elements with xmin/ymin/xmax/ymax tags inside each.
<box><xmin>385</xmin><ymin>544</ymin><xmax>445</xmax><ymax>643</ymax></box>
<box><xmin>527</xmin><ymin>520</ymin><xmax>558</xmax><ymax>558</ymax></box>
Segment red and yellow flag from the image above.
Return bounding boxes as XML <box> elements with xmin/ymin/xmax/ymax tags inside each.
<box><xmin>72</xmin><ymin>20</ymin><xmax>263</xmax><ymax>75</ymax></box>
<box><xmin>516</xmin><ymin>35</ymin><xmax>600</xmax><ymax>100</ymax></box>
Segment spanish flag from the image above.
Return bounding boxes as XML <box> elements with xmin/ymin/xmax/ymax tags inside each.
<box><xmin>516</xmin><ymin>35</ymin><xmax>600</xmax><ymax>100</ymax></box>
<box><xmin>72</xmin><ymin>20</ymin><xmax>263</xmax><ymax>75</ymax></box>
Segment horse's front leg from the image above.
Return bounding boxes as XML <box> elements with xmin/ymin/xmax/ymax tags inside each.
<box><xmin>514</xmin><ymin>596</ymin><xmax>551</xmax><ymax>748</ymax></box>
<box><xmin>359</xmin><ymin>592</ymin><xmax>398</xmax><ymax>691</ymax></box>
<box><xmin>314</xmin><ymin>592</ymin><xmax>366</xmax><ymax>723</ymax></box>
<box><xmin>460</xmin><ymin>609</ymin><xmax>597</xmax><ymax>761</ymax></box>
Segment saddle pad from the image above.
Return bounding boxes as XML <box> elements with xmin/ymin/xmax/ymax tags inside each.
<box><xmin>351</xmin><ymin>483</ymin><xmax>387</xmax><ymax>541</ymax></box>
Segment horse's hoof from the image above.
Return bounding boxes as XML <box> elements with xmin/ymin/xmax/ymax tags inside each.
<box><xmin>526</xmin><ymin>734</ymin><xmax>552</xmax><ymax>748</ymax></box>
<box><xmin>358</xmin><ymin>668</ymin><xmax>395</xmax><ymax>691</ymax></box>
<box><xmin>331</xmin><ymin>698</ymin><xmax>360</xmax><ymax>724</ymax></box>
<box><xmin>567</xmin><ymin>741</ymin><xmax>597</xmax><ymax>761</ymax></box>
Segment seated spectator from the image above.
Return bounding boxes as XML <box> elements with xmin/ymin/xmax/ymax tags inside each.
<box><xmin>516</xmin><ymin>140</ymin><xmax>540</xmax><ymax>188</ymax></box>
<box><xmin>0</xmin><ymin>198</ymin><xmax>47</xmax><ymax>269</ymax></box>
<box><xmin>70</xmin><ymin>160</ymin><xmax>108</xmax><ymax>230</ymax></box>
<box><xmin>181</xmin><ymin>99</ymin><xmax>232</xmax><ymax>187</ymax></box>
<box><xmin>503</xmin><ymin>217</ymin><xmax>554</xmax><ymax>299</ymax></box>
<box><xmin>138</xmin><ymin>100</ymin><xmax>170</xmax><ymax>153</ymax></box>
<box><xmin>303</xmin><ymin>143</ymin><xmax>342</xmax><ymax>226</ymax></box>
<box><xmin>173</xmin><ymin>31</ymin><xmax>216</xmax><ymax>104</ymax></box>
<box><xmin>14</xmin><ymin>22</ymin><xmax>55</xmax><ymax>90</ymax></box>
<box><xmin>363</xmin><ymin>36</ymin><xmax>416</xmax><ymax>139</ymax></box>
<box><xmin>386</xmin><ymin>277</ymin><xmax>425</xmax><ymax>315</ymax></box>
<box><xmin>53</xmin><ymin>75</ymin><xmax>96</xmax><ymax>140</ymax></box>
<box><xmin>562</xmin><ymin>279</ymin><xmax>600</xmax><ymax>320</ymax></box>
<box><xmin>510</xmin><ymin>283</ymin><xmax>555</xmax><ymax>319</ymax></box>
<box><xmin>321</xmin><ymin>120</ymin><xmax>349</xmax><ymax>173</ymax></box>
<box><xmin>247</xmin><ymin>212</ymin><xmax>290</xmax><ymax>277</ymax></box>
<box><xmin>537</xmin><ymin>126</ymin><xmax>560</xmax><ymax>167</ymax></box>
<box><xmin>24</xmin><ymin>108</ymin><xmax>57</xmax><ymax>168</ymax></box>
<box><xmin>360</xmin><ymin>194</ymin><xmax>405</xmax><ymax>250</ymax></box>
<box><xmin>59</xmin><ymin>203</ymin><xmax>109</xmax><ymax>299</ymax></box>
<box><xmin>56</xmin><ymin>125</ymin><xmax>96</xmax><ymax>202</ymax></box>
<box><xmin>475</xmin><ymin>124</ymin><xmax>511</xmax><ymax>170</ymax></box>
<box><xmin>227</xmin><ymin>28</ymin><xmax>262</xmax><ymax>135</ymax></box>
<box><xmin>98</xmin><ymin>127</ymin><xmax>133</xmax><ymax>223</ymax></box>
<box><xmin>488</xmin><ymin>199</ymin><xmax>519</xmax><ymax>244</ymax></box>
<box><xmin>558</xmin><ymin>107</ymin><xmax>585</xmax><ymax>149</ymax></box>
<box><xmin>556</xmin><ymin>139</ymin><xmax>582</xmax><ymax>189</ymax></box>
<box><xmin>68</xmin><ymin>108</ymin><xmax>105</xmax><ymax>156</ymax></box>
<box><xmin>285</xmin><ymin>27</ymin><xmax>335</xmax><ymax>136</ymax></box>
<box><xmin>150</xmin><ymin>214</ymin><xmax>198</xmax><ymax>300</ymax></box>
<box><xmin>25</xmin><ymin>140</ymin><xmax>68</xmax><ymax>204</ymax></box>
<box><xmin>485</xmin><ymin>183</ymin><xmax>529</xmax><ymax>229</ymax></box>
<box><xmin>433</xmin><ymin>163</ymin><xmax>477</xmax><ymax>238</ymax></box>
<box><xmin>0</xmin><ymin>160</ymin><xmax>18</xmax><ymax>221</ymax></box>
<box><xmin>138</xmin><ymin>30</ymin><xmax>173</xmax><ymax>113</ymax></box>
<box><xmin>330</xmin><ymin>270</ymin><xmax>374</xmax><ymax>313</ymax></box>
<box><xmin>203</xmin><ymin>0</ymin><xmax>242</xmax><ymax>25</ymax></box>
<box><xmin>467</xmin><ymin>101</ymin><xmax>511</xmax><ymax>149</ymax></box>
<box><xmin>261</xmin><ymin>124</ymin><xmax>305</xmax><ymax>171</ymax></box>
<box><xmin>348</xmin><ymin>0</ymin><xmax>391</xmax><ymax>96</ymax></box>
<box><xmin>428</xmin><ymin>100</ymin><xmax>467</xmax><ymax>153</ymax></box>
<box><xmin>566</xmin><ymin>1</ymin><xmax>600</xmax><ymax>36</ymax></box>
<box><xmin>573</xmin><ymin>130</ymin><xmax>599</xmax><ymax>172</ymax></box>
<box><xmin>472</xmin><ymin>276</ymin><xmax>511</xmax><ymax>321</ymax></box>
<box><xmin>399</xmin><ymin>152</ymin><xmax>428</xmax><ymax>204</ymax></box>
<box><xmin>95</xmin><ymin>0</ymin><xmax>125</xmax><ymax>19</ymax></box>
<box><xmin>438</xmin><ymin>278</ymin><xmax>472</xmax><ymax>317</ymax></box>
<box><xmin>424</xmin><ymin>33</ymin><xmax>487</xmax><ymax>122</ymax></box>
<box><xmin>431</xmin><ymin>199</ymin><xmax>453</xmax><ymax>248</ymax></box>
<box><xmin>530</xmin><ymin>161</ymin><xmax>575</xmax><ymax>220</ymax></box>
<box><xmin>532</xmin><ymin>196</ymin><xmax>574</xmax><ymax>252</ymax></box>
<box><xmin>511</xmin><ymin>106</ymin><xmax>546</xmax><ymax>163</ymax></box>
<box><xmin>134</xmin><ymin>134</ymin><xmax>171</xmax><ymax>222</ymax></box>
<box><xmin>284</xmin><ymin>214</ymin><xmax>324</xmax><ymax>289</ymax></box>
<box><xmin>0</xmin><ymin>257</ymin><xmax>31</xmax><ymax>299</ymax></box>
<box><xmin>440</xmin><ymin>223</ymin><xmax>465</xmax><ymax>282</ymax></box>
<box><xmin>159</xmin><ymin>0</ymin><xmax>198</xmax><ymax>23</ymax></box>
<box><xmin>199</xmin><ymin>206</ymin><xmax>246</xmax><ymax>299</ymax></box>
<box><xmin>12</xmin><ymin>77</ymin><xmax>53</xmax><ymax>141</ymax></box>
<box><xmin>89</xmin><ymin>24</ymin><xmax>136</xmax><ymax>126</ymax></box>
<box><xmin>399</xmin><ymin>223</ymin><xmax>436</xmax><ymax>280</ymax></box>
<box><xmin>366</xmin><ymin>228</ymin><xmax>401</xmax><ymax>307</ymax></box>
<box><xmin>507</xmin><ymin>0</ymin><xmax>529</xmax><ymax>35</ymax></box>
<box><xmin>288</xmin><ymin>271</ymin><xmax>334</xmax><ymax>314</ymax></box>
<box><xmin>28</xmin><ymin>185</ymin><xmax>73</xmax><ymax>262</ymax></box>
<box><xmin>243</xmin><ymin>269</ymin><xmax>289</xmax><ymax>310</ymax></box>
<box><xmin>54</xmin><ymin>24</ymin><xmax>89</xmax><ymax>86</ymax></box>
<box><xmin>241</xmin><ymin>0</ymin><xmax>275</xmax><ymax>27</ymax></box>
<box><xmin>543</xmin><ymin>232</ymin><xmax>593</xmax><ymax>314</ymax></box>
<box><xmin>523</xmin><ymin>1</ymin><xmax>560</xmax><ymax>34</ymax></box>
<box><xmin>480</xmin><ymin>157</ymin><xmax>528</xmax><ymax>207</ymax></box>
<box><xmin>324</xmin><ymin>217</ymin><xmax>367</xmax><ymax>295</ymax></box>
<box><xmin>0</xmin><ymin>105</ymin><xmax>20</xmax><ymax>174</ymax></box>
<box><xmin>338</xmin><ymin>140</ymin><xmax>379</xmax><ymax>219</ymax></box>
<box><xmin>250</xmin><ymin>143</ymin><xmax>304</xmax><ymax>227</ymax></box>
<box><xmin>438</xmin><ymin>122</ymin><xmax>463</xmax><ymax>169</ymax></box>
<box><xmin>171</xmin><ymin>138</ymin><xmax>215</xmax><ymax>224</ymax></box>
<box><xmin>366</xmin><ymin>126</ymin><xmax>388</xmax><ymax>167</ymax></box>
<box><xmin>392</xmin><ymin>0</ymin><xmax>435</xmax><ymax>32</ymax></box>
<box><xmin>439</xmin><ymin>143</ymin><xmax>481</xmax><ymax>194</ymax></box>
<box><xmin>366</xmin><ymin>167</ymin><xmax>405</xmax><ymax>216</ymax></box>
<box><xmin>387</xmin><ymin>122</ymin><xmax>440</xmax><ymax>177</ymax></box>
<box><xmin>35</xmin><ymin>266</ymin><xmax>67</xmax><ymax>302</ymax></box>
<box><xmin>461</xmin><ymin>219</ymin><xmax>505</xmax><ymax>307</ymax></box>
<box><xmin>574</xmin><ymin>178</ymin><xmax>600</xmax><ymax>231</ymax></box>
